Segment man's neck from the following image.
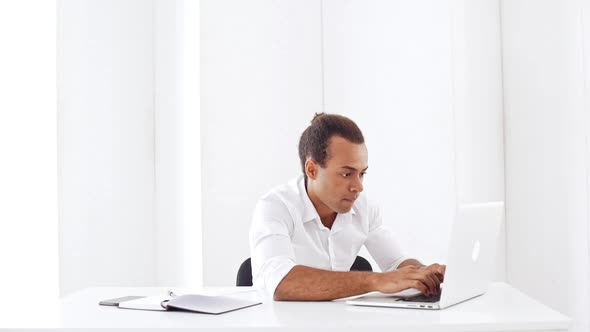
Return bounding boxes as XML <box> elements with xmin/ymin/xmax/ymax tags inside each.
<box><xmin>305</xmin><ymin>182</ymin><xmax>337</xmax><ymax>229</ymax></box>
<box><xmin>320</xmin><ymin>214</ymin><xmax>337</xmax><ymax>230</ymax></box>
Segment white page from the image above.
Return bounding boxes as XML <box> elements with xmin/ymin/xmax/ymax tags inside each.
<box><xmin>169</xmin><ymin>287</ymin><xmax>258</xmax><ymax>297</ymax></box>
<box><xmin>117</xmin><ymin>295</ymin><xmax>170</xmax><ymax>311</ymax></box>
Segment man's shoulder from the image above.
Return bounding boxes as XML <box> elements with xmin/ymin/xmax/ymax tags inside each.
<box><xmin>260</xmin><ymin>176</ymin><xmax>301</xmax><ymax>202</ymax></box>
<box><xmin>256</xmin><ymin>176</ymin><xmax>304</xmax><ymax>220</ymax></box>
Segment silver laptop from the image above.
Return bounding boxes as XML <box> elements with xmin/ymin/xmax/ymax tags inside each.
<box><xmin>347</xmin><ymin>201</ymin><xmax>504</xmax><ymax>310</ymax></box>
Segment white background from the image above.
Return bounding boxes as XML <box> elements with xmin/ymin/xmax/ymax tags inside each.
<box><xmin>57</xmin><ymin>0</ymin><xmax>201</xmax><ymax>296</ymax></box>
<box><xmin>1</xmin><ymin>1</ymin><xmax>590</xmax><ymax>332</ymax></box>
<box><xmin>502</xmin><ymin>1</ymin><xmax>590</xmax><ymax>331</ymax></box>
<box><xmin>200</xmin><ymin>0</ymin><xmax>505</xmax><ymax>286</ymax></box>
<box><xmin>0</xmin><ymin>0</ymin><xmax>59</xmax><ymax>327</ymax></box>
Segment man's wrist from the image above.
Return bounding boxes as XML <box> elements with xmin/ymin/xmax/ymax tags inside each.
<box><xmin>365</xmin><ymin>272</ymin><xmax>381</xmax><ymax>292</ymax></box>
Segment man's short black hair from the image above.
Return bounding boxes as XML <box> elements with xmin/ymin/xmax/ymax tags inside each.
<box><xmin>298</xmin><ymin>113</ymin><xmax>365</xmax><ymax>182</ymax></box>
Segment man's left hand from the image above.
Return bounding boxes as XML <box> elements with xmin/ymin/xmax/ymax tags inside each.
<box><xmin>419</xmin><ymin>263</ymin><xmax>446</xmax><ymax>283</ymax></box>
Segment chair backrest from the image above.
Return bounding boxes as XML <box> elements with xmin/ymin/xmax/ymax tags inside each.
<box><xmin>350</xmin><ymin>256</ymin><xmax>373</xmax><ymax>272</ymax></box>
<box><xmin>236</xmin><ymin>256</ymin><xmax>373</xmax><ymax>286</ymax></box>
<box><xmin>236</xmin><ymin>258</ymin><xmax>254</xmax><ymax>287</ymax></box>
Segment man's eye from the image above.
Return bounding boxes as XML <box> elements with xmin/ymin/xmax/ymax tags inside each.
<box><xmin>360</xmin><ymin>172</ymin><xmax>367</xmax><ymax>177</ymax></box>
<box><xmin>341</xmin><ymin>173</ymin><xmax>351</xmax><ymax>178</ymax></box>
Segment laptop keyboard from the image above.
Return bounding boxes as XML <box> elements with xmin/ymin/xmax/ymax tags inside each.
<box><xmin>399</xmin><ymin>293</ymin><xmax>441</xmax><ymax>303</ymax></box>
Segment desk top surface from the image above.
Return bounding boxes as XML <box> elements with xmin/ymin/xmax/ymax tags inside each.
<box><xmin>25</xmin><ymin>282</ymin><xmax>573</xmax><ymax>331</ymax></box>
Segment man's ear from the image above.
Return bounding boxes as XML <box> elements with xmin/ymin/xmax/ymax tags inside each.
<box><xmin>305</xmin><ymin>159</ymin><xmax>318</xmax><ymax>180</ymax></box>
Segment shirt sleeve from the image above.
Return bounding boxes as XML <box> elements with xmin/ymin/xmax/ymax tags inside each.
<box><xmin>249</xmin><ymin>196</ymin><xmax>297</xmax><ymax>299</ymax></box>
<box><xmin>364</xmin><ymin>202</ymin><xmax>409</xmax><ymax>272</ymax></box>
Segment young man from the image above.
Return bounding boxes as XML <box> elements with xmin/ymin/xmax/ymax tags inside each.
<box><xmin>250</xmin><ymin>113</ymin><xmax>445</xmax><ymax>301</ymax></box>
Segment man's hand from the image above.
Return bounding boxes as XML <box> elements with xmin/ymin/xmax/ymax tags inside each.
<box><xmin>371</xmin><ymin>265</ymin><xmax>443</xmax><ymax>296</ymax></box>
<box><xmin>419</xmin><ymin>263</ymin><xmax>446</xmax><ymax>283</ymax></box>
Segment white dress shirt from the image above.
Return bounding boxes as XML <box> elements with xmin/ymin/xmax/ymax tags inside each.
<box><xmin>249</xmin><ymin>175</ymin><xmax>408</xmax><ymax>298</ymax></box>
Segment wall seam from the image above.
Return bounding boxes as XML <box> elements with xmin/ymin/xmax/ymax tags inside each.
<box><xmin>579</xmin><ymin>6</ymin><xmax>590</xmax><ymax>321</ymax></box>
<box><xmin>152</xmin><ymin>0</ymin><xmax>159</xmax><ymax>286</ymax></box>
<box><xmin>448</xmin><ymin>1</ymin><xmax>460</xmax><ymax>211</ymax></box>
<box><xmin>498</xmin><ymin>0</ymin><xmax>509</xmax><ymax>283</ymax></box>
<box><xmin>56</xmin><ymin>0</ymin><xmax>64</xmax><ymax>297</ymax></box>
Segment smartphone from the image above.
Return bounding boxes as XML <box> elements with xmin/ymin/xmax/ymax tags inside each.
<box><xmin>99</xmin><ymin>296</ymin><xmax>145</xmax><ymax>306</ymax></box>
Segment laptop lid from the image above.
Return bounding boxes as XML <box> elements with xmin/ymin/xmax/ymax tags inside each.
<box><xmin>438</xmin><ymin>201</ymin><xmax>504</xmax><ymax>308</ymax></box>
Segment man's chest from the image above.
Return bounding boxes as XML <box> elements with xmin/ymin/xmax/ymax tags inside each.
<box><xmin>290</xmin><ymin>216</ymin><xmax>368</xmax><ymax>271</ymax></box>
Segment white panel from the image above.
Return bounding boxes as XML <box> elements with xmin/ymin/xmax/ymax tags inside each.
<box><xmin>323</xmin><ymin>0</ymin><xmax>456</xmax><ymax>266</ymax></box>
<box><xmin>583</xmin><ymin>3</ymin><xmax>590</xmax><ymax>332</ymax></box>
<box><xmin>154</xmin><ymin>0</ymin><xmax>202</xmax><ymax>288</ymax></box>
<box><xmin>503</xmin><ymin>1</ymin><xmax>589</xmax><ymax>331</ymax></box>
<box><xmin>155</xmin><ymin>0</ymin><xmax>184</xmax><ymax>286</ymax></box>
<box><xmin>0</xmin><ymin>0</ymin><xmax>59</xmax><ymax>326</ymax></box>
<box><xmin>200</xmin><ymin>0</ymin><xmax>323</xmax><ymax>285</ymax></box>
<box><xmin>180</xmin><ymin>0</ymin><xmax>203</xmax><ymax>290</ymax></box>
<box><xmin>58</xmin><ymin>0</ymin><xmax>157</xmax><ymax>296</ymax></box>
<box><xmin>450</xmin><ymin>0</ymin><xmax>506</xmax><ymax>280</ymax></box>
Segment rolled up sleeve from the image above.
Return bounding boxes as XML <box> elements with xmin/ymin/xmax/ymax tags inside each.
<box><xmin>364</xmin><ymin>203</ymin><xmax>409</xmax><ymax>272</ymax></box>
<box><xmin>249</xmin><ymin>197</ymin><xmax>296</xmax><ymax>298</ymax></box>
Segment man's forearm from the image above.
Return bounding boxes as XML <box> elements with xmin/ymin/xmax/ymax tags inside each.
<box><xmin>273</xmin><ymin>265</ymin><xmax>378</xmax><ymax>301</ymax></box>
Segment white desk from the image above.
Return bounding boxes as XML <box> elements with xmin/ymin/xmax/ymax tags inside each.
<box><xmin>22</xmin><ymin>282</ymin><xmax>573</xmax><ymax>331</ymax></box>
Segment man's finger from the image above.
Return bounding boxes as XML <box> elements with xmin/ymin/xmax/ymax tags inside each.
<box><xmin>413</xmin><ymin>270</ymin><xmax>437</xmax><ymax>295</ymax></box>
<box><xmin>426</xmin><ymin>263</ymin><xmax>446</xmax><ymax>280</ymax></box>
<box><xmin>411</xmin><ymin>280</ymin><xmax>429</xmax><ymax>295</ymax></box>
<box><xmin>427</xmin><ymin>271</ymin><xmax>441</xmax><ymax>294</ymax></box>
<box><xmin>434</xmin><ymin>272</ymin><xmax>444</xmax><ymax>283</ymax></box>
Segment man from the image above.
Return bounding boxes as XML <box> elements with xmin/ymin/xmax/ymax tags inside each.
<box><xmin>250</xmin><ymin>113</ymin><xmax>445</xmax><ymax>301</ymax></box>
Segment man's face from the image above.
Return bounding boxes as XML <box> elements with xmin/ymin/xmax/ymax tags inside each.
<box><xmin>309</xmin><ymin>136</ymin><xmax>368</xmax><ymax>214</ymax></box>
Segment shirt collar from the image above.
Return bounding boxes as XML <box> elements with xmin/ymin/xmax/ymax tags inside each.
<box><xmin>296</xmin><ymin>175</ymin><xmax>356</xmax><ymax>224</ymax></box>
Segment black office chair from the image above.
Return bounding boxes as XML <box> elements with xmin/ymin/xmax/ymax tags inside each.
<box><xmin>236</xmin><ymin>256</ymin><xmax>373</xmax><ymax>286</ymax></box>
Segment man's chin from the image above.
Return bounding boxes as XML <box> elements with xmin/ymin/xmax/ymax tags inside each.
<box><xmin>334</xmin><ymin>203</ymin><xmax>354</xmax><ymax>214</ymax></box>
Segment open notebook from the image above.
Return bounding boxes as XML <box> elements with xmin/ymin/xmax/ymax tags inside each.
<box><xmin>116</xmin><ymin>289</ymin><xmax>262</xmax><ymax>315</ymax></box>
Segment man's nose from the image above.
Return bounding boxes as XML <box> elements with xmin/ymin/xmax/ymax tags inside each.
<box><xmin>350</xmin><ymin>176</ymin><xmax>364</xmax><ymax>193</ymax></box>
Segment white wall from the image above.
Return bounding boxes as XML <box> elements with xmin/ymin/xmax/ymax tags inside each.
<box><xmin>450</xmin><ymin>0</ymin><xmax>505</xmax><ymax>279</ymax></box>
<box><xmin>322</xmin><ymin>0</ymin><xmax>456</xmax><ymax>268</ymax></box>
<box><xmin>154</xmin><ymin>0</ymin><xmax>202</xmax><ymax>289</ymax></box>
<box><xmin>0</xmin><ymin>0</ymin><xmax>59</xmax><ymax>326</ymax></box>
<box><xmin>58</xmin><ymin>0</ymin><xmax>201</xmax><ymax>296</ymax></box>
<box><xmin>58</xmin><ymin>0</ymin><xmax>157</xmax><ymax>296</ymax></box>
<box><xmin>57</xmin><ymin>0</ymin><xmax>505</xmax><ymax>295</ymax></box>
<box><xmin>502</xmin><ymin>0</ymin><xmax>589</xmax><ymax>331</ymax></box>
<box><xmin>200</xmin><ymin>0</ymin><xmax>324</xmax><ymax>286</ymax></box>
<box><xmin>201</xmin><ymin>0</ymin><xmax>505</xmax><ymax>285</ymax></box>
<box><xmin>323</xmin><ymin>0</ymin><xmax>505</xmax><ymax>275</ymax></box>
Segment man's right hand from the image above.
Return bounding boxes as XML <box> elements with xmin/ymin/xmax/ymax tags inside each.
<box><xmin>371</xmin><ymin>265</ymin><xmax>442</xmax><ymax>296</ymax></box>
